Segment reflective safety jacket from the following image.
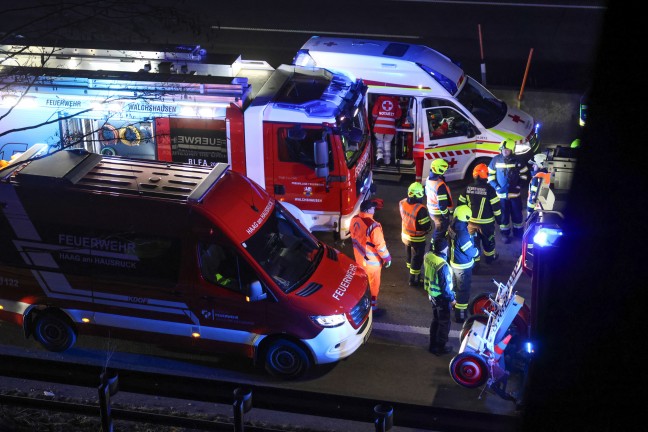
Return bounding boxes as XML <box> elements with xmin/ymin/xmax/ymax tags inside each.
<box><xmin>448</xmin><ymin>220</ymin><xmax>479</xmax><ymax>270</ymax></box>
<box><xmin>458</xmin><ymin>178</ymin><xmax>502</xmax><ymax>225</ymax></box>
<box><xmin>371</xmin><ymin>95</ymin><xmax>402</xmax><ymax>135</ymax></box>
<box><xmin>487</xmin><ymin>154</ymin><xmax>529</xmax><ymax>199</ymax></box>
<box><xmin>399</xmin><ymin>198</ymin><xmax>431</xmax><ymax>243</ymax></box>
<box><xmin>527</xmin><ymin>169</ymin><xmax>552</xmax><ymax>211</ymax></box>
<box><xmin>425</xmin><ymin>174</ymin><xmax>454</xmax><ymax>216</ymax></box>
<box><xmin>350</xmin><ymin>212</ymin><xmax>391</xmax><ymax>269</ymax></box>
<box><xmin>423</xmin><ymin>251</ymin><xmax>455</xmax><ymax>301</ymax></box>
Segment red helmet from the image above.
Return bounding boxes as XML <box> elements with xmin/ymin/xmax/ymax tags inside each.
<box><xmin>472</xmin><ymin>163</ymin><xmax>488</xmax><ymax>179</ymax></box>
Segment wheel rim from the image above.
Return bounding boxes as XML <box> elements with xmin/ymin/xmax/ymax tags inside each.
<box><xmin>270</xmin><ymin>347</ymin><xmax>301</xmax><ymax>375</ymax></box>
<box><xmin>41</xmin><ymin>320</ymin><xmax>69</xmax><ymax>347</ymax></box>
<box><xmin>469</xmin><ymin>293</ymin><xmax>494</xmax><ymax>316</ymax></box>
<box><xmin>451</xmin><ymin>354</ymin><xmax>488</xmax><ymax>388</ymax></box>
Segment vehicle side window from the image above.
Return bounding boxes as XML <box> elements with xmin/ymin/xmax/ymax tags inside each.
<box><xmin>199</xmin><ymin>241</ymin><xmax>256</xmax><ymax>293</ymax></box>
<box><xmin>425</xmin><ymin>107</ymin><xmax>472</xmax><ymax>140</ymax></box>
<box><xmin>277</xmin><ymin>126</ymin><xmax>333</xmax><ymax>169</ymax></box>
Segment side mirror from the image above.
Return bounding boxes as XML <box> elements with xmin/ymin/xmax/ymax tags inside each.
<box><xmin>247</xmin><ymin>281</ymin><xmax>267</xmax><ymax>302</ymax></box>
<box><xmin>466</xmin><ymin>127</ymin><xmax>475</xmax><ymax>139</ymax></box>
<box><xmin>314</xmin><ymin>139</ymin><xmax>329</xmax><ymax>178</ymax></box>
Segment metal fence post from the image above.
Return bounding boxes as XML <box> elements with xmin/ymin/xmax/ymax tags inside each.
<box><xmin>374</xmin><ymin>404</ymin><xmax>393</xmax><ymax>432</ymax></box>
<box><xmin>98</xmin><ymin>370</ymin><xmax>119</xmax><ymax>432</ymax></box>
<box><xmin>233</xmin><ymin>387</ymin><xmax>252</xmax><ymax>432</ymax></box>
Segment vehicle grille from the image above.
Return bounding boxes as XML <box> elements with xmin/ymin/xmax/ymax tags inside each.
<box><xmin>349</xmin><ymin>285</ymin><xmax>371</xmax><ymax>327</ymax></box>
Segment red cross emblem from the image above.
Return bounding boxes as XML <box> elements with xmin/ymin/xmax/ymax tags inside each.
<box><xmin>448</xmin><ymin>158</ymin><xmax>458</xmax><ymax>168</ymax></box>
<box><xmin>381</xmin><ymin>100</ymin><xmax>394</xmax><ymax>111</ymax></box>
<box><xmin>508</xmin><ymin>114</ymin><xmax>523</xmax><ymax>123</ymax></box>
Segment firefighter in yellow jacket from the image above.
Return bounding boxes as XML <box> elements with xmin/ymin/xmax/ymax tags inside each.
<box><xmin>350</xmin><ymin>199</ymin><xmax>391</xmax><ymax>315</ymax></box>
<box><xmin>399</xmin><ymin>182</ymin><xmax>432</xmax><ymax>287</ymax></box>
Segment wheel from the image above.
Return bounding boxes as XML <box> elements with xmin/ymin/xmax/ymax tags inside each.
<box><xmin>467</xmin><ymin>292</ymin><xmax>495</xmax><ymax>317</ymax></box>
<box><xmin>449</xmin><ymin>352</ymin><xmax>489</xmax><ymax>388</ymax></box>
<box><xmin>460</xmin><ymin>313</ymin><xmax>489</xmax><ymax>342</ymax></box>
<box><xmin>264</xmin><ymin>339</ymin><xmax>310</xmax><ymax>379</ymax></box>
<box><xmin>33</xmin><ymin>311</ymin><xmax>77</xmax><ymax>352</ymax></box>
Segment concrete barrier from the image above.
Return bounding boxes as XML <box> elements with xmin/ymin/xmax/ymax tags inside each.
<box><xmin>492</xmin><ymin>87</ymin><xmax>582</xmax><ymax>147</ymax></box>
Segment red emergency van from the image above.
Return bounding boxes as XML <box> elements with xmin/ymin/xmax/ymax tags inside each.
<box><xmin>0</xmin><ymin>146</ymin><xmax>372</xmax><ymax>379</ymax></box>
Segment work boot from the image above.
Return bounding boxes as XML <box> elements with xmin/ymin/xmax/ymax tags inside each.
<box><xmin>473</xmin><ymin>261</ymin><xmax>481</xmax><ymax>273</ymax></box>
<box><xmin>501</xmin><ymin>234</ymin><xmax>511</xmax><ymax>244</ymax></box>
<box><xmin>485</xmin><ymin>252</ymin><xmax>499</xmax><ymax>264</ymax></box>
<box><xmin>409</xmin><ymin>275</ymin><xmax>422</xmax><ymax>287</ymax></box>
<box><xmin>454</xmin><ymin>309</ymin><xmax>466</xmax><ymax>324</ymax></box>
<box><xmin>429</xmin><ymin>345</ymin><xmax>453</xmax><ymax>356</ymax></box>
<box><xmin>513</xmin><ymin>228</ymin><xmax>524</xmax><ymax>239</ymax></box>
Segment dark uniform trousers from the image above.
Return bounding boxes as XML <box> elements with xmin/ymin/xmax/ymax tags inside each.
<box><xmin>429</xmin><ymin>295</ymin><xmax>452</xmax><ymax>351</ymax></box>
<box><xmin>468</xmin><ymin>221</ymin><xmax>497</xmax><ymax>263</ymax></box>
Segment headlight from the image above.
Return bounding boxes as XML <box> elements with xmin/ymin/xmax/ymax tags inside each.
<box><xmin>310</xmin><ymin>314</ymin><xmax>346</xmax><ymax>328</ymax></box>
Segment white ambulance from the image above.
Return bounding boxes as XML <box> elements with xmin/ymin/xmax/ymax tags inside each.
<box><xmin>294</xmin><ymin>36</ymin><xmax>540</xmax><ymax>183</ymax></box>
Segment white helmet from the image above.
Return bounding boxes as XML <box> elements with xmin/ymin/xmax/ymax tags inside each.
<box><xmin>529</xmin><ymin>153</ymin><xmax>547</xmax><ymax>169</ymax></box>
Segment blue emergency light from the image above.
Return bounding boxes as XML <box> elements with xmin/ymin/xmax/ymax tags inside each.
<box><xmin>533</xmin><ymin>227</ymin><xmax>563</xmax><ymax>247</ymax></box>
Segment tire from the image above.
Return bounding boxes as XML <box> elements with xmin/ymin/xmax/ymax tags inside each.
<box><xmin>460</xmin><ymin>313</ymin><xmax>489</xmax><ymax>342</ymax></box>
<box><xmin>264</xmin><ymin>339</ymin><xmax>311</xmax><ymax>380</ymax></box>
<box><xmin>467</xmin><ymin>292</ymin><xmax>495</xmax><ymax>317</ymax></box>
<box><xmin>449</xmin><ymin>352</ymin><xmax>489</xmax><ymax>388</ymax></box>
<box><xmin>33</xmin><ymin>311</ymin><xmax>77</xmax><ymax>352</ymax></box>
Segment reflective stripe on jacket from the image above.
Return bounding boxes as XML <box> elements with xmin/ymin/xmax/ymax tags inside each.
<box><xmin>487</xmin><ymin>154</ymin><xmax>530</xmax><ymax>199</ymax></box>
<box><xmin>425</xmin><ymin>175</ymin><xmax>453</xmax><ymax>215</ymax></box>
<box><xmin>527</xmin><ymin>170</ymin><xmax>552</xmax><ymax>210</ymax></box>
<box><xmin>399</xmin><ymin>198</ymin><xmax>431</xmax><ymax>243</ymax></box>
<box><xmin>371</xmin><ymin>96</ymin><xmax>402</xmax><ymax>135</ymax></box>
<box><xmin>458</xmin><ymin>179</ymin><xmax>502</xmax><ymax>224</ymax></box>
<box><xmin>423</xmin><ymin>251</ymin><xmax>455</xmax><ymax>300</ymax></box>
<box><xmin>448</xmin><ymin>221</ymin><xmax>479</xmax><ymax>269</ymax></box>
<box><xmin>350</xmin><ymin>212</ymin><xmax>391</xmax><ymax>268</ymax></box>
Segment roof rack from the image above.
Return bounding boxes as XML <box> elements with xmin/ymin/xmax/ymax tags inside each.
<box><xmin>10</xmin><ymin>149</ymin><xmax>229</xmax><ymax>202</ymax></box>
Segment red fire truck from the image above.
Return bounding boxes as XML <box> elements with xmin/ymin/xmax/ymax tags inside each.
<box><xmin>0</xmin><ymin>41</ymin><xmax>373</xmax><ymax>239</ymax></box>
<box><xmin>0</xmin><ymin>145</ymin><xmax>372</xmax><ymax>379</ymax></box>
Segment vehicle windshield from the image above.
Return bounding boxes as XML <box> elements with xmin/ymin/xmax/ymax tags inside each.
<box><xmin>243</xmin><ymin>203</ymin><xmax>322</xmax><ymax>293</ymax></box>
<box><xmin>339</xmin><ymin>106</ymin><xmax>369</xmax><ymax>166</ymax></box>
<box><xmin>455</xmin><ymin>76</ymin><xmax>507</xmax><ymax>128</ymax></box>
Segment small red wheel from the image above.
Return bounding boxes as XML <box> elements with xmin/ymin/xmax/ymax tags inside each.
<box><xmin>449</xmin><ymin>352</ymin><xmax>489</xmax><ymax>388</ymax></box>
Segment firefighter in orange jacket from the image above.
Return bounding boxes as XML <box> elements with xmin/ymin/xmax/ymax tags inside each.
<box><xmin>350</xmin><ymin>199</ymin><xmax>391</xmax><ymax>315</ymax></box>
<box><xmin>399</xmin><ymin>182</ymin><xmax>432</xmax><ymax>287</ymax></box>
<box><xmin>425</xmin><ymin>158</ymin><xmax>454</xmax><ymax>254</ymax></box>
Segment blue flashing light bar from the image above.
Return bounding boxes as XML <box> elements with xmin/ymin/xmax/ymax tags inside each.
<box><xmin>533</xmin><ymin>228</ymin><xmax>563</xmax><ymax>248</ymax></box>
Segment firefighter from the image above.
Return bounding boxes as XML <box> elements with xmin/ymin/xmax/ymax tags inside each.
<box><xmin>423</xmin><ymin>248</ymin><xmax>456</xmax><ymax>356</ymax></box>
<box><xmin>350</xmin><ymin>199</ymin><xmax>392</xmax><ymax>315</ymax></box>
<box><xmin>458</xmin><ymin>163</ymin><xmax>502</xmax><ymax>270</ymax></box>
<box><xmin>488</xmin><ymin>139</ymin><xmax>529</xmax><ymax>244</ymax></box>
<box><xmin>371</xmin><ymin>95</ymin><xmax>402</xmax><ymax>166</ymax></box>
<box><xmin>447</xmin><ymin>205</ymin><xmax>479</xmax><ymax>324</ymax></box>
<box><xmin>527</xmin><ymin>153</ymin><xmax>551</xmax><ymax>216</ymax></box>
<box><xmin>399</xmin><ymin>182</ymin><xmax>432</xmax><ymax>287</ymax></box>
<box><xmin>425</xmin><ymin>158</ymin><xmax>454</xmax><ymax>254</ymax></box>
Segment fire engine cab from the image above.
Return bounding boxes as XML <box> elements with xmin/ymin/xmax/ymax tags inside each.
<box><xmin>294</xmin><ymin>36</ymin><xmax>540</xmax><ymax>183</ymax></box>
<box><xmin>0</xmin><ymin>40</ymin><xmax>373</xmax><ymax>239</ymax></box>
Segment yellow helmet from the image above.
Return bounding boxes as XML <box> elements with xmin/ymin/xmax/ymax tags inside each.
<box><xmin>571</xmin><ymin>139</ymin><xmax>581</xmax><ymax>148</ymax></box>
<box><xmin>407</xmin><ymin>182</ymin><xmax>424</xmax><ymax>198</ymax></box>
<box><xmin>454</xmin><ymin>205</ymin><xmax>472</xmax><ymax>222</ymax></box>
<box><xmin>430</xmin><ymin>158</ymin><xmax>449</xmax><ymax>175</ymax></box>
<box><xmin>500</xmin><ymin>139</ymin><xmax>516</xmax><ymax>151</ymax></box>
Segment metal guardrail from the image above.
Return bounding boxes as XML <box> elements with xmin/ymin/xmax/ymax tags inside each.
<box><xmin>0</xmin><ymin>354</ymin><xmax>520</xmax><ymax>431</ymax></box>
